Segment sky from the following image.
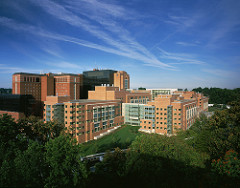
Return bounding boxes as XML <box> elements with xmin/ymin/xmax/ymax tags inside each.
<box><xmin>0</xmin><ymin>0</ymin><xmax>240</xmax><ymax>90</ymax></box>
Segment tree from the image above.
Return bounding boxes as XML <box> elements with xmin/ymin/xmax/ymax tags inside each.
<box><xmin>212</xmin><ymin>149</ymin><xmax>240</xmax><ymax>178</ymax></box>
<box><xmin>18</xmin><ymin>116</ymin><xmax>64</xmax><ymax>144</ymax></box>
<box><xmin>44</xmin><ymin>135</ymin><xmax>87</xmax><ymax>187</ymax></box>
<box><xmin>14</xmin><ymin>141</ymin><xmax>46</xmax><ymax>187</ymax></box>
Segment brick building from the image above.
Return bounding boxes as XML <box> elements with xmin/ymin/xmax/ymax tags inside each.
<box><xmin>121</xmin><ymin>91</ymin><xmax>209</xmax><ymax>135</ymax></box>
<box><xmin>44</xmin><ymin>97</ymin><xmax>124</xmax><ymax>143</ymax></box>
<box><xmin>12</xmin><ymin>72</ymin><xmax>83</xmax><ymax>118</ymax></box>
<box><xmin>114</xmin><ymin>71</ymin><xmax>130</xmax><ymax>90</ymax></box>
<box><xmin>146</xmin><ymin>88</ymin><xmax>180</xmax><ymax>100</ymax></box>
<box><xmin>88</xmin><ymin>86</ymin><xmax>151</xmax><ymax>104</ymax></box>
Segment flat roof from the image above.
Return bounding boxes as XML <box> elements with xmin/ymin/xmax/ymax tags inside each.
<box><xmin>66</xmin><ymin>99</ymin><xmax>120</xmax><ymax>104</ymax></box>
<box><xmin>13</xmin><ymin>72</ymin><xmax>42</xmax><ymax>76</ymax></box>
<box><xmin>13</xmin><ymin>72</ymin><xmax>80</xmax><ymax>76</ymax></box>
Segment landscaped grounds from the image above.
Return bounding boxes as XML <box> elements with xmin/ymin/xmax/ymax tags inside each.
<box><xmin>80</xmin><ymin>125</ymin><xmax>141</xmax><ymax>156</ymax></box>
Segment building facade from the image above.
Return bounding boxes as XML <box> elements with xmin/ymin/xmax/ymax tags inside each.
<box><xmin>139</xmin><ymin>94</ymin><xmax>199</xmax><ymax>135</ymax></box>
<box><xmin>0</xmin><ymin>94</ymin><xmax>35</xmax><ymax>120</ymax></box>
<box><xmin>12</xmin><ymin>72</ymin><xmax>83</xmax><ymax>117</ymax></box>
<box><xmin>114</xmin><ymin>71</ymin><xmax>130</xmax><ymax>90</ymax></box>
<box><xmin>146</xmin><ymin>88</ymin><xmax>179</xmax><ymax>100</ymax></box>
<box><xmin>121</xmin><ymin>91</ymin><xmax>208</xmax><ymax>135</ymax></box>
<box><xmin>43</xmin><ymin>96</ymin><xmax>71</xmax><ymax>123</ymax></box>
<box><xmin>88</xmin><ymin>86</ymin><xmax>151</xmax><ymax>104</ymax></box>
<box><xmin>44</xmin><ymin>98</ymin><xmax>124</xmax><ymax>143</ymax></box>
<box><xmin>82</xmin><ymin>69</ymin><xmax>117</xmax><ymax>98</ymax></box>
<box><xmin>122</xmin><ymin>103</ymin><xmax>145</xmax><ymax>126</ymax></box>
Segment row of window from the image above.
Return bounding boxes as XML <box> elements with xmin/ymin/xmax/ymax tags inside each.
<box><xmin>23</xmin><ymin>77</ymin><xmax>40</xmax><ymax>82</ymax></box>
<box><xmin>156</xmin><ymin>108</ymin><xmax>181</xmax><ymax>111</ymax></box>
<box><xmin>142</xmin><ymin>126</ymin><xmax>179</xmax><ymax>130</ymax></box>
<box><xmin>141</xmin><ymin>120</ymin><xmax>181</xmax><ymax>125</ymax></box>
<box><xmin>66</xmin><ymin>105</ymin><xmax>85</xmax><ymax>108</ymax></box>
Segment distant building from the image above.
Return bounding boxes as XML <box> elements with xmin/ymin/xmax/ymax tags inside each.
<box><xmin>44</xmin><ymin>97</ymin><xmax>124</xmax><ymax>143</ymax></box>
<box><xmin>114</xmin><ymin>71</ymin><xmax>130</xmax><ymax>90</ymax></box>
<box><xmin>82</xmin><ymin>69</ymin><xmax>117</xmax><ymax>99</ymax></box>
<box><xmin>146</xmin><ymin>88</ymin><xmax>180</xmax><ymax>100</ymax></box>
<box><xmin>0</xmin><ymin>94</ymin><xmax>35</xmax><ymax>120</ymax></box>
<box><xmin>12</xmin><ymin>72</ymin><xmax>83</xmax><ymax>117</ymax></box>
<box><xmin>82</xmin><ymin>69</ymin><xmax>130</xmax><ymax>98</ymax></box>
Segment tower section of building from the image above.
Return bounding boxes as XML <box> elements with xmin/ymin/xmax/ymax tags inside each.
<box><xmin>12</xmin><ymin>73</ymin><xmax>42</xmax><ymax>116</ymax></box>
<box><xmin>54</xmin><ymin>74</ymin><xmax>82</xmax><ymax>100</ymax></box>
<box><xmin>82</xmin><ymin>69</ymin><xmax>117</xmax><ymax>99</ymax></box>
<box><xmin>12</xmin><ymin>73</ymin><xmax>41</xmax><ymax>101</ymax></box>
<box><xmin>114</xmin><ymin>71</ymin><xmax>130</xmax><ymax>90</ymax></box>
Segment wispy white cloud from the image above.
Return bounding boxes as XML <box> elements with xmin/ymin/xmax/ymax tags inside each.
<box><xmin>202</xmin><ymin>68</ymin><xmax>238</xmax><ymax>78</ymax></box>
<box><xmin>157</xmin><ymin>48</ymin><xmax>206</xmax><ymax>65</ymax></box>
<box><xmin>0</xmin><ymin>64</ymin><xmax>41</xmax><ymax>74</ymax></box>
<box><xmin>46</xmin><ymin>61</ymin><xmax>87</xmax><ymax>70</ymax></box>
<box><xmin>28</xmin><ymin>0</ymin><xmax>174</xmax><ymax>69</ymax></box>
<box><xmin>176</xmin><ymin>41</ymin><xmax>198</xmax><ymax>47</ymax></box>
<box><xmin>0</xmin><ymin>14</ymin><xmax>174</xmax><ymax>70</ymax></box>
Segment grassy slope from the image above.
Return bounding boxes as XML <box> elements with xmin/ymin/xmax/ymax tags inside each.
<box><xmin>80</xmin><ymin>125</ymin><xmax>141</xmax><ymax>156</ymax></box>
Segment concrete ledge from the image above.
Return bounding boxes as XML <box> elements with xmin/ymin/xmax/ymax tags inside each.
<box><xmin>94</xmin><ymin>125</ymin><xmax>121</xmax><ymax>140</ymax></box>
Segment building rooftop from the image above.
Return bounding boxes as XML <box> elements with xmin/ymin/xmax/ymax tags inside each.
<box><xmin>13</xmin><ymin>72</ymin><xmax>42</xmax><ymax>76</ymax></box>
<box><xmin>66</xmin><ymin>99</ymin><xmax>120</xmax><ymax>104</ymax></box>
<box><xmin>13</xmin><ymin>72</ymin><xmax>80</xmax><ymax>76</ymax></box>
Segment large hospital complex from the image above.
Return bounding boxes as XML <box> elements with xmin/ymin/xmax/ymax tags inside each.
<box><xmin>0</xmin><ymin>69</ymin><xmax>208</xmax><ymax>143</ymax></box>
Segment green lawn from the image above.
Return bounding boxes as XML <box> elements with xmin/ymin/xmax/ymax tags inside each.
<box><xmin>80</xmin><ymin>125</ymin><xmax>141</xmax><ymax>156</ymax></box>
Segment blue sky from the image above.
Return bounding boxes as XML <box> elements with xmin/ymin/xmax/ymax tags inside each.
<box><xmin>0</xmin><ymin>0</ymin><xmax>240</xmax><ymax>89</ymax></box>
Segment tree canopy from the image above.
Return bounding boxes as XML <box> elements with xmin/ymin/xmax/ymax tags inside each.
<box><xmin>192</xmin><ymin>87</ymin><xmax>240</xmax><ymax>104</ymax></box>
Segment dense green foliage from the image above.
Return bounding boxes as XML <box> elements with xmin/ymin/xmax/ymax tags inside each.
<box><xmin>0</xmin><ymin>115</ymin><xmax>87</xmax><ymax>187</ymax></box>
<box><xmin>81</xmin><ymin>125</ymin><xmax>140</xmax><ymax>155</ymax></box>
<box><xmin>192</xmin><ymin>87</ymin><xmax>240</xmax><ymax>104</ymax></box>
